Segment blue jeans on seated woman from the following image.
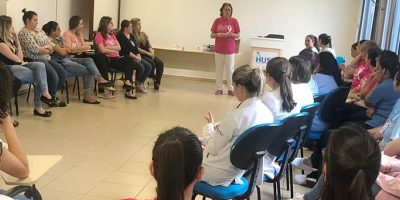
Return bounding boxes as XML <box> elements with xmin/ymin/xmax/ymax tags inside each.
<box><xmin>56</xmin><ymin>58</ymin><xmax>93</xmax><ymax>96</ymax></box>
<box><xmin>6</xmin><ymin>62</ymin><xmax>48</xmax><ymax>109</ymax></box>
<box><xmin>36</xmin><ymin>59</ymin><xmax>67</xmax><ymax>97</ymax></box>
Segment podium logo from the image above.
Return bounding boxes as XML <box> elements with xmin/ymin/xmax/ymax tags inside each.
<box><xmin>256</xmin><ymin>52</ymin><xmax>271</xmax><ymax>64</ymax></box>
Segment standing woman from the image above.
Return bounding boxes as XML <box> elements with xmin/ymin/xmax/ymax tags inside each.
<box><xmin>131</xmin><ymin>18</ymin><xmax>164</xmax><ymax>90</ymax></box>
<box><xmin>18</xmin><ymin>9</ymin><xmax>66</xmax><ymax>107</ymax></box>
<box><xmin>304</xmin><ymin>34</ymin><xmax>319</xmax><ymax>53</ymax></box>
<box><xmin>210</xmin><ymin>3</ymin><xmax>240</xmax><ymax>96</ymax></box>
<box><xmin>318</xmin><ymin>33</ymin><xmax>336</xmax><ymax>57</ymax></box>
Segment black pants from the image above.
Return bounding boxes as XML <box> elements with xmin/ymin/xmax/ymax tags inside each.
<box><xmin>340</xmin><ymin>103</ymin><xmax>371</xmax><ymax>127</ymax></box>
<box><xmin>142</xmin><ymin>54</ymin><xmax>164</xmax><ymax>85</ymax></box>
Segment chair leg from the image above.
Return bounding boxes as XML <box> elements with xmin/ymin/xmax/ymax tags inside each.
<box><xmin>286</xmin><ymin>167</ymin><xmax>290</xmax><ymax>191</ymax></box>
<box><xmin>277</xmin><ymin>180</ymin><xmax>282</xmax><ymax>200</ymax></box>
<box><xmin>14</xmin><ymin>95</ymin><xmax>19</xmax><ymax>116</ymax></box>
<box><xmin>93</xmin><ymin>80</ymin><xmax>98</xmax><ymax>95</ymax></box>
<box><xmin>273</xmin><ymin>182</ymin><xmax>277</xmax><ymax>200</ymax></box>
<box><xmin>301</xmin><ymin>148</ymin><xmax>305</xmax><ymax>175</ymax></box>
<box><xmin>65</xmin><ymin>80</ymin><xmax>69</xmax><ymax>104</ymax></box>
<box><xmin>73</xmin><ymin>77</ymin><xmax>77</xmax><ymax>93</ymax></box>
<box><xmin>26</xmin><ymin>84</ymin><xmax>32</xmax><ymax>102</ymax></box>
<box><xmin>256</xmin><ymin>185</ymin><xmax>261</xmax><ymax>200</ymax></box>
<box><xmin>290</xmin><ymin>164</ymin><xmax>294</xmax><ymax>198</ymax></box>
<box><xmin>76</xmin><ymin>77</ymin><xmax>81</xmax><ymax>100</ymax></box>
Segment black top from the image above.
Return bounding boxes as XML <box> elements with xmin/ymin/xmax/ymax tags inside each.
<box><xmin>0</xmin><ymin>38</ymin><xmax>22</xmax><ymax>65</ymax></box>
<box><xmin>116</xmin><ymin>32</ymin><xmax>139</xmax><ymax>57</ymax></box>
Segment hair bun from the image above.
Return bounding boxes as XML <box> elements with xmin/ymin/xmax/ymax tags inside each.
<box><xmin>22</xmin><ymin>8</ymin><xmax>26</xmax><ymax>14</ymax></box>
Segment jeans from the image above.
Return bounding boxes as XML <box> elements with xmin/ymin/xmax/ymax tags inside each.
<box><xmin>6</xmin><ymin>62</ymin><xmax>48</xmax><ymax>109</ymax></box>
<box><xmin>69</xmin><ymin>57</ymin><xmax>102</xmax><ymax>79</ymax></box>
<box><xmin>38</xmin><ymin>60</ymin><xmax>67</xmax><ymax>97</ymax></box>
<box><xmin>60</xmin><ymin>58</ymin><xmax>93</xmax><ymax>95</ymax></box>
<box><xmin>142</xmin><ymin>55</ymin><xmax>163</xmax><ymax>85</ymax></box>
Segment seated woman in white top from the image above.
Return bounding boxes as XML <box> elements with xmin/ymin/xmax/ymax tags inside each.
<box><xmin>202</xmin><ymin>65</ymin><xmax>273</xmax><ymax>186</ymax></box>
<box><xmin>262</xmin><ymin>57</ymin><xmax>298</xmax><ymax>121</ymax></box>
<box><xmin>318</xmin><ymin>33</ymin><xmax>336</xmax><ymax>57</ymax></box>
<box><xmin>289</xmin><ymin>56</ymin><xmax>315</xmax><ymax>108</ymax></box>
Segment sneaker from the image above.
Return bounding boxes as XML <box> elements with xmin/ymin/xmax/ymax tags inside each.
<box><xmin>215</xmin><ymin>90</ymin><xmax>223</xmax><ymax>95</ymax></box>
<box><xmin>294</xmin><ymin>174</ymin><xmax>307</xmax><ymax>185</ymax></box>
<box><xmin>125</xmin><ymin>92</ymin><xmax>137</xmax><ymax>99</ymax></box>
<box><xmin>291</xmin><ymin>158</ymin><xmax>317</xmax><ymax>172</ymax></box>
<box><xmin>290</xmin><ymin>193</ymin><xmax>304</xmax><ymax>200</ymax></box>
<box><xmin>98</xmin><ymin>92</ymin><xmax>114</xmax><ymax>99</ymax></box>
<box><xmin>104</xmin><ymin>86</ymin><xmax>116</xmax><ymax>91</ymax></box>
<box><xmin>136</xmin><ymin>85</ymin><xmax>148</xmax><ymax>94</ymax></box>
<box><xmin>228</xmin><ymin>90</ymin><xmax>234</xmax><ymax>96</ymax></box>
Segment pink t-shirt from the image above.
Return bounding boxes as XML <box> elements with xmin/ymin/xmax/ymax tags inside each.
<box><xmin>211</xmin><ymin>17</ymin><xmax>240</xmax><ymax>54</ymax></box>
<box><xmin>351</xmin><ymin>59</ymin><xmax>375</xmax><ymax>94</ymax></box>
<box><xmin>94</xmin><ymin>32</ymin><xmax>119</xmax><ymax>58</ymax></box>
<box><xmin>62</xmin><ymin>30</ymin><xmax>85</xmax><ymax>48</ymax></box>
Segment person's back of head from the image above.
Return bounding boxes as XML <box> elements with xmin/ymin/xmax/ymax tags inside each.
<box><xmin>266</xmin><ymin>57</ymin><xmax>297</xmax><ymax>112</ymax></box>
<box><xmin>232</xmin><ymin>65</ymin><xmax>265</xmax><ymax>98</ymax></box>
<box><xmin>378</xmin><ymin>50</ymin><xmax>399</xmax><ymax>80</ymax></box>
<box><xmin>289</xmin><ymin>55</ymin><xmax>312</xmax><ymax>84</ymax></box>
<box><xmin>318</xmin><ymin>33</ymin><xmax>332</xmax><ymax>47</ymax></box>
<box><xmin>299</xmin><ymin>48</ymin><xmax>320</xmax><ymax>73</ymax></box>
<box><xmin>318</xmin><ymin>52</ymin><xmax>342</xmax><ymax>85</ymax></box>
<box><xmin>0</xmin><ymin>63</ymin><xmax>13</xmax><ymax>119</ymax></box>
<box><xmin>152</xmin><ymin>127</ymin><xmax>203</xmax><ymax>200</ymax></box>
<box><xmin>322</xmin><ymin>124</ymin><xmax>381</xmax><ymax>200</ymax></box>
<box><xmin>367</xmin><ymin>47</ymin><xmax>382</xmax><ymax>68</ymax></box>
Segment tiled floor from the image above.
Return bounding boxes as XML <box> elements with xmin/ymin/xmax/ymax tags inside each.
<box><xmin>2</xmin><ymin>76</ymin><xmax>312</xmax><ymax>199</ymax></box>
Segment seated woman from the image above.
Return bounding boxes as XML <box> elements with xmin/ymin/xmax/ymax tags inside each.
<box><xmin>313</xmin><ymin>52</ymin><xmax>341</xmax><ymax>95</ymax></box>
<box><xmin>42</xmin><ymin>21</ymin><xmax>102</xmax><ymax>104</ymax></box>
<box><xmin>0</xmin><ymin>15</ymin><xmax>52</xmax><ymax>117</ymax></box>
<box><xmin>262</xmin><ymin>57</ymin><xmax>298</xmax><ymax>121</ymax></box>
<box><xmin>303</xmin><ymin>34</ymin><xmax>319</xmax><ymax>53</ymax></box>
<box><xmin>293</xmin><ymin>124</ymin><xmax>381</xmax><ymax>200</ymax></box>
<box><xmin>341</xmin><ymin>40</ymin><xmax>367</xmax><ymax>80</ymax></box>
<box><xmin>369</xmin><ymin>69</ymin><xmax>400</xmax><ymax>147</ymax></box>
<box><xmin>359</xmin><ymin>47</ymin><xmax>382</xmax><ymax>99</ymax></box>
<box><xmin>18</xmin><ymin>9</ymin><xmax>66</xmax><ymax>107</ymax></box>
<box><xmin>0</xmin><ymin>64</ymin><xmax>30</xmax><ymax>179</ymax></box>
<box><xmin>299</xmin><ymin>49</ymin><xmax>320</xmax><ymax>95</ymax></box>
<box><xmin>62</xmin><ymin>16</ymin><xmax>113</xmax><ymax>90</ymax></box>
<box><xmin>344</xmin><ymin>50</ymin><xmax>400</xmax><ymax>129</ymax></box>
<box><xmin>317</xmin><ymin>33</ymin><xmax>336</xmax><ymax>57</ymax></box>
<box><xmin>94</xmin><ymin>16</ymin><xmax>138</xmax><ymax>98</ymax></box>
<box><xmin>116</xmin><ymin>19</ymin><xmax>152</xmax><ymax>96</ymax></box>
<box><xmin>289</xmin><ymin>55</ymin><xmax>315</xmax><ymax>107</ymax></box>
<box><xmin>132</xmin><ymin>18</ymin><xmax>164</xmax><ymax>90</ymax></box>
<box><xmin>202</xmin><ymin>65</ymin><xmax>273</xmax><ymax>186</ymax></box>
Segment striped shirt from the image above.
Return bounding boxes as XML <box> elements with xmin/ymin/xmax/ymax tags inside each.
<box><xmin>18</xmin><ymin>27</ymin><xmax>52</xmax><ymax>61</ymax></box>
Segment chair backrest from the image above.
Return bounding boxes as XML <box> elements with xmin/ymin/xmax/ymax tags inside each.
<box><xmin>313</xmin><ymin>94</ymin><xmax>326</xmax><ymax>103</ymax></box>
<box><xmin>319</xmin><ymin>86</ymin><xmax>350</xmax><ymax>123</ymax></box>
<box><xmin>299</xmin><ymin>103</ymin><xmax>321</xmax><ymax>146</ymax></box>
<box><xmin>230</xmin><ymin>122</ymin><xmax>282</xmax><ymax>170</ymax></box>
<box><xmin>267</xmin><ymin>112</ymin><xmax>309</xmax><ymax>157</ymax></box>
<box><xmin>336</xmin><ymin>56</ymin><xmax>346</xmax><ymax>65</ymax></box>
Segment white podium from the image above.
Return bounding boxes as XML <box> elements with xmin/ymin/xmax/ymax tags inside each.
<box><xmin>250</xmin><ymin>37</ymin><xmax>285</xmax><ymax>68</ymax></box>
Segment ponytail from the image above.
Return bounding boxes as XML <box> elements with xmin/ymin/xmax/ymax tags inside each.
<box><xmin>153</xmin><ymin>139</ymin><xmax>185</xmax><ymax>200</ymax></box>
<box><xmin>266</xmin><ymin>57</ymin><xmax>297</xmax><ymax>112</ymax></box>
<box><xmin>21</xmin><ymin>8</ymin><xmax>37</xmax><ymax>25</ymax></box>
<box><xmin>348</xmin><ymin>169</ymin><xmax>371</xmax><ymax>200</ymax></box>
<box><xmin>318</xmin><ymin>33</ymin><xmax>332</xmax><ymax>48</ymax></box>
<box><xmin>152</xmin><ymin>127</ymin><xmax>203</xmax><ymax>200</ymax></box>
<box><xmin>233</xmin><ymin>65</ymin><xmax>266</xmax><ymax>98</ymax></box>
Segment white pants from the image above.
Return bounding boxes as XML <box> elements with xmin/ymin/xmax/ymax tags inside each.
<box><xmin>215</xmin><ymin>53</ymin><xmax>235</xmax><ymax>91</ymax></box>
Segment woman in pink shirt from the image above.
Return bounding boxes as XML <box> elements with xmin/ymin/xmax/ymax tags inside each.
<box><xmin>211</xmin><ymin>3</ymin><xmax>240</xmax><ymax>96</ymax></box>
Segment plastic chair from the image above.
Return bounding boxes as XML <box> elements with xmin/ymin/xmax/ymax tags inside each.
<box><xmin>336</xmin><ymin>56</ymin><xmax>345</xmax><ymax>65</ymax></box>
<box><xmin>264</xmin><ymin>112</ymin><xmax>309</xmax><ymax>200</ymax></box>
<box><xmin>1</xmin><ymin>155</ymin><xmax>62</xmax><ymax>200</ymax></box>
<box><xmin>193</xmin><ymin>122</ymin><xmax>283</xmax><ymax>200</ymax></box>
<box><xmin>308</xmin><ymin>87</ymin><xmax>350</xmax><ymax>141</ymax></box>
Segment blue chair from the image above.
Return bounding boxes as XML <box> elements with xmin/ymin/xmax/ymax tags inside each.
<box><xmin>336</xmin><ymin>56</ymin><xmax>345</xmax><ymax>65</ymax></box>
<box><xmin>193</xmin><ymin>122</ymin><xmax>283</xmax><ymax>200</ymax></box>
<box><xmin>264</xmin><ymin>112</ymin><xmax>309</xmax><ymax>200</ymax></box>
<box><xmin>308</xmin><ymin>87</ymin><xmax>350</xmax><ymax>141</ymax></box>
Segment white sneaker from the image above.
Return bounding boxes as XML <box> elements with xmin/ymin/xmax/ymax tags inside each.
<box><xmin>291</xmin><ymin>158</ymin><xmax>317</xmax><ymax>172</ymax></box>
<box><xmin>294</xmin><ymin>174</ymin><xmax>307</xmax><ymax>185</ymax></box>
<box><xmin>104</xmin><ymin>86</ymin><xmax>116</xmax><ymax>91</ymax></box>
<box><xmin>290</xmin><ymin>193</ymin><xmax>304</xmax><ymax>200</ymax></box>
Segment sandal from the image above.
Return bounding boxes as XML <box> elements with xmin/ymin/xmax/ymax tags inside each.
<box><xmin>44</xmin><ymin>97</ymin><xmax>67</xmax><ymax>107</ymax></box>
<box><xmin>33</xmin><ymin>109</ymin><xmax>52</xmax><ymax>117</ymax></box>
<box><xmin>83</xmin><ymin>99</ymin><xmax>101</xmax><ymax>104</ymax></box>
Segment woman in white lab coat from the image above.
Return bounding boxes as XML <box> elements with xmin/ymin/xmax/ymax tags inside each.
<box><xmin>201</xmin><ymin>64</ymin><xmax>274</xmax><ymax>186</ymax></box>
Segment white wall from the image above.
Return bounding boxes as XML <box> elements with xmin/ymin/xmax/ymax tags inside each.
<box><xmin>120</xmin><ymin>0</ymin><xmax>363</xmax><ymax>65</ymax></box>
<box><xmin>93</xmin><ymin>0</ymin><xmax>119</xmax><ymax>30</ymax></box>
<box><xmin>6</xmin><ymin>0</ymin><xmax>92</xmax><ymax>39</ymax></box>
<box><xmin>0</xmin><ymin>0</ymin><xmax>7</xmax><ymax>15</ymax></box>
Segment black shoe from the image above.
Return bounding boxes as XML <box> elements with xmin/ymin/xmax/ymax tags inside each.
<box><xmin>125</xmin><ymin>93</ymin><xmax>137</xmax><ymax>99</ymax></box>
<box><xmin>123</xmin><ymin>84</ymin><xmax>135</xmax><ymax>90</ymax></box>
<box><xmin>45</xmin><ymin>97</ymin><xmax>67</xmax><ymax>107</ymax></box>
<box><xmin>98</xmin><ymin>82</ymin><xmax>112</xmax><ymax>88</ymax></box>
<box><xmin>40</xmin><ymin>95</ymin><xmax>53</xmax><ymax>104</ymax></box>
<box><xmin>33</xmin><ymin>109</ymin><xmax>52</xmax><ymax>117</ymax></box>
<box><xmin>154</xmin><ymin>84</ymin><xmax>160</xmax><ymax>90</ymax></box>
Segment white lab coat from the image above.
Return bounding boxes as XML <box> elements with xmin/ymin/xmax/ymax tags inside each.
<box><xmin>202</xmin><ymin>97</ymin><xmax>274</xmax><ymax>186</ymax></box>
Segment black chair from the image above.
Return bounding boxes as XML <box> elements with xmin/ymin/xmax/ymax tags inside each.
<box><xmin>61</xmin><ymin>73</ymin><xmax>81</xmax><ymax>104</ymax></box>
<box><xmin>263</xmin><ymin>112</ymin><xmax>309</xmax><ymax>200</ymax></box>
<box><xmin>308</xmin><ymin>87</ymin><xmax>351</xmax><ymax>141</ymax></box>
<box><xmin>193</xmin><ymin>122</ymin><xmax>283</xmax><ymax>200</ymax></box>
